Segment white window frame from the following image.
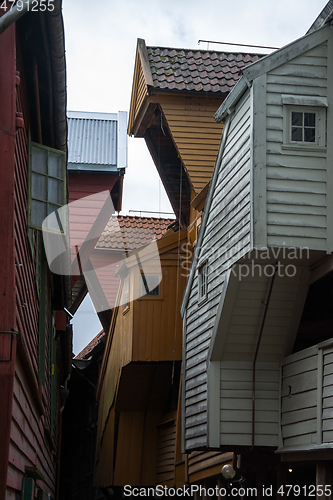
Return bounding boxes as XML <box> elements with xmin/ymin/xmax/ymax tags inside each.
<box><xmin>282</xmin><ymin>95</ymin><xmax>327</xmax><ymax>152</ymax></box>
<box><xmin>198</xmin><ymin>261</ymin><xmax>208</xmax><ymax>302</ymax></box>
<box><xmin>123</xmin><ymin>275</ymin><xmax>129</xmax><ymax>311</ymax></box>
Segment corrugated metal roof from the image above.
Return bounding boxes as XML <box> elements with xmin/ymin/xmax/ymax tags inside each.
<box><xmin>67</xmin><ymin>110</ymin><xmax>127</xmax><ymax>171</ymax></box>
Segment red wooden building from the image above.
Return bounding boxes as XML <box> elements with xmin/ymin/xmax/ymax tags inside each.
<box><xmin>0</xmin><ymin>2</ymin><xmax>71</xmax><ymax>499</ymax></box>
<box><xmin>66</xmin><ymin>111</ymin><xmax>127</xmax><ymax>333</ymax></box>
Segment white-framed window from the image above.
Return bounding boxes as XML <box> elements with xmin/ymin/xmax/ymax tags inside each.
<box><xmin>141</xmin><ymin>274</ymin><xmax>159</xmax><ymax>297</ymax></box>
<box><xmin>282</xmin><ymin>95</ymin><xmax>327</xmax><ymax>151</ymax></box>
<box><xmin>124</xmin><ymin>275</ymin><xmax>129</xmax><ymax>310</ymax></box>
<box><xmin>198</xmin><ymin>261</ymin><xmax>208</xmax><ymax>301</ymax></box>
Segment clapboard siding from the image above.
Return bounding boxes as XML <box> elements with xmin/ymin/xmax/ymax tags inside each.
<box><xmin>184</xmin><ymin>92</ymin><xmax>252</xmax><ymax>450</ymax></box>
<box><xmin>220</xmin><ymin>361</ymin><xmax>279</xmax><ymax>447</ymax></box>
<box><xmin>265</xmin><ymin>42</ymin><xmax>328</xmax><ymax>251</ymax></box>
<box><xmin>279</xmin><ymin>341</ymin><xmax>333</xmax><ymax>450</ymax></box>
<box><xmin>159</xmin><ymin>95</ymin><xmax>224</xmax><ymax>193</ymax></box>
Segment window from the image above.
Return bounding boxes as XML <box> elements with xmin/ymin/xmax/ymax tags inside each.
<box><xmin>282</xmin><ymin>95</ymin><xmax>327</xmax><ymax>150</ymax></box>
<box><xmin>29</xmin><ymin>142</ymin><xmax>66</xmax><ymax>229</ymax></box>
<box><xmin>124</xmin><ymin>276</ymin><xmax>129</xmax><ymax>310</ymax></box>
<box><xmin>291</xmin><ymin>111</ymin><xmax>316</xmax><ymax>143</ymax></box>
<box><xmin>198</xmin><ymin>261</ymin><xmax>208</xmax><ymax>300</ymax></box>
<box><xmin>141</xmin><ymin>274</ymin><xmax>159</xmax><ymax>297</ymax></box>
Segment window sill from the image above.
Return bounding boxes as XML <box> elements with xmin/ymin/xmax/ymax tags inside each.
<box><xmin>123</xmin><ymin>306</ymin><xmax>130</xmax><ymax>316</ymax></box>
<box><xmin>282</xmin><ymin>144</ymin><xmax>326</xmax><ymax>153</ymax></box>
<box><xmin>197</xmin><ymin>295</ymin><xmax>208</xmax><ymax>307</ymax></box>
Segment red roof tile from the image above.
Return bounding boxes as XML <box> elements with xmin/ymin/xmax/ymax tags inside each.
<box><xmin>96</xmin><ymin>215</ymin><xmax>175</xmax><ymax>251</ymax></box>
<box><xmin>75</xmin><ymin>329</ymin><xmax>106</xmax><ymax>360</ymax></box>
<box><xmin>147</xmin><ymin>47</ymin><xmax>264</xmax><ymax>94</ymax></box>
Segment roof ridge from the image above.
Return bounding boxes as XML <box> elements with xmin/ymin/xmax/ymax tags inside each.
<box><xmin>146</xmin><ymin>45</ymin><xmax>265</xmax><ymax>56</ymax></box>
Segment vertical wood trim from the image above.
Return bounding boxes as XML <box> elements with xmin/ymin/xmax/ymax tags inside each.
<box><xmin>207</xmin><ymin>360</ymin><xmax>220</xmax><ymax>448</ymax></box>
<box><xmin>278</xmin><ymin>364</ymin><xmax>283</xmax><ymax>449</ymax></box>
<box><xmin>317</xmin><ymin>348</ymin><xmax>323</xmax><ymax>446</ymax></box>
<box><xmin>181</xmin><ymin>314</ymin><xmax>187</xmax><ymax>454</ymax></box>
<box><xmin>252</xmin><ymin>74</ymin><xmax>267</xmax><ymax>249</ymax></box>
<box><xmin>326</xmin><ymin>37</ymin><xmax>333</xmax><ymax>252</ymax></box>
<box><xmin>249</xmin><ymin>84</ymin><xmax>255</xmax><ymax>251</ymax></box>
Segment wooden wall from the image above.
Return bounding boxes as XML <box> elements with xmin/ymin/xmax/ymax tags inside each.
<box><xmin>158</xmin><ymin>94</ymin><xmax>224</xmax><ymax>194</ymax></box>
<box><xmin>183</xmin><ymin>91</ymin><xmax>253</xmax><ymax>450</ymax></box>
<box><xmin>4</xmin><ymin>43</ymin><xmax>59</xmax><ymax>498</ymax></box>
<box><xmin>132</xmin><ymin>244</ymin><xmax>186</xmax><ymax>362</ymax></box>
<box><xmin>265</xmin><ymin>42</ymin><xmax>328</xmax><ymax>251</ymax></box>
<box><xmin>280</xmin><ymin>340</ymin><xmax>333</xmax><ymax>450</ymax></box>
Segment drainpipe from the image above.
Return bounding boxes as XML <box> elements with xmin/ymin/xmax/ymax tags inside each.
<box><xmin>251</xmin><ymin>264</ymin><xmax>278</xmax><ymax>450</ymax></box>
<box><xmin>0</xmin><ymin>0</ymin><xmax>35</xmax><ymax>35</ymax></box>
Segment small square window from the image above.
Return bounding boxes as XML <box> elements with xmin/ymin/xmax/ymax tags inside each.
<box><xmin>291</xmin><ymin>111</ymin><xmax>316</xmax><ymax>143</ymax></box>
<box><xmin>281</xmin><ymin>96</ymin><xmax>327</xmax><ymax>151</ymax></box>
<box><xmin>198</xmin><ymin>262</ymin><xmax>208</xmax><ymax>300</ymax></box>
<box><xmin>141</xmin><ymin>274</ymin><xmax>159</xmax><ymax>297</ymax></box>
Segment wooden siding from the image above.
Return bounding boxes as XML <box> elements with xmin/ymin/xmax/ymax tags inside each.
<box><xmin>90</xmin><ymin>250</ymin><xmax>121</xmax><ymax>310</ymax></box>
<box><xmin>220</xmin><ymin>361</ymin><xmax>279</xmax><ymax>447</ymax></box>
<box><xmin>265</xmin><ymin>42</ymin><xmax>328</xmax><ymax>250</ymax></box>
<box><xmin>132</xmin><ymin>246</ymin><xmax>186</xmax><ymax>362</ymax></box>
<box><xmin>8</xmin><ymin>72</ymin><xmax>58</xmax><ymax>497</ymax></box>
<box><xmin>156</xmin><ymin>412</ymin><xmax>177</xmax><ymax>485</ymax></box>
<box><xmin>9</xmin><ymin>356</ymin><xmax>56</xmax><ymax>493</ymax></box>
<box><xmin>184</xmin><ymin>91</ymin><xmax>252</xmax><ymax>450</ymax></box>
<box><xmin>159</xmin><ymin>94</ymin><xmax>224</xmax><ymax>194</ymax></box>
<box><xmin>280</xmin><ymin>340</ymin><xmax>333</xmax><ymax>450</ymax></box>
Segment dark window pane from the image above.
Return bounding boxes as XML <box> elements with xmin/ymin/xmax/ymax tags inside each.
<box><xmin>48</xmin><ymin>178</ymin><xmax>63</xmax><ymax>205</ymax></box>
<box><xmin>49</xmin><ymin>153</ymin><xmax>63</xmax><ymax>178</ymax></box>
<box><xmin>31</xmin><ymin>146</ymin><xmax>47</xmax><ymax>174</ymax></box>
<box><xmin>292</xmin><ymin>112</ymin><xmax>303</xmax><ymax>126</ymax></box>
<box><xmin>292</xmin><ymin>127</ymin><xmax>302</xmax><ymax>142</ymax></box>
<box><xmin>304</xmin><ymin>113</ymin><xmax>315</xmax><ymax>127</ymax></box>
<box><xmin>142</xmin><ymin>275</ymin><xmax>159</xmax><ymax>296</ymax></box>
<box><xmin>32</xmin><ymin>173</ymin><xmax>47</xmax><ymax>200</ymax></box>
<box><xmin>304</xmin><ymin>127</ymin><xmax>316</xmax><ymax>142</ymax></box>
<box><xmin>31</xmin><ymin>200</ymin><xmax>47</xmax><ymax>227</ymax></box>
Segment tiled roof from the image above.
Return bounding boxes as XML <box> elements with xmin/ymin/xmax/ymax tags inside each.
<box><xmin>96</xmin><ymin>215</ymin><xmax>175</xmax><ymax>251</ymax></box>
<box><xmin>75</xmin><ymin>329</ymin><xmax>106</xmax><ymax>360</ymax></box>
<box><xmin>147</xmin><ymin>47</ymin><xmax>263</xmax><ymax>93</ymax></box>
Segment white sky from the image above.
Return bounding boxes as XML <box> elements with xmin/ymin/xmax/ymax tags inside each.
<box><xmin>66</xmin><ymin>0</ymin><xmax>328</xmax><ymax>354</ymax></box>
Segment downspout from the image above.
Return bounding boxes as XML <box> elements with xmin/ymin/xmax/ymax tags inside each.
<box><xmin>0</xmin><ymin>0</ymin><xmax>34</xmax><ymax>34</ymax></box>
<box><xmin>251</xmin><ymin>264</ymin><xmax>278</xmax><ymax>450</ymax></box>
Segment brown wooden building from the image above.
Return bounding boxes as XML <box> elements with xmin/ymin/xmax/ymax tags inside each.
<box><xmin>0</xmin><ymin>2</ymin><xmax>71</xmax><ymax>499</ymax></box>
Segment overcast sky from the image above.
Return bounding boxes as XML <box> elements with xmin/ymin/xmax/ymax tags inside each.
<box><xmin>65</xmin><ymin>0</ymin><xmax>328</xmax><ymax>354</ymax></box>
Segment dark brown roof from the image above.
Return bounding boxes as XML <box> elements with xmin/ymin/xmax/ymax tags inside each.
<box><xmin>147</xmin><ymin>47</ymin><xmax>263</xmax><ymax>93</ymax></box>
<box><xmin>96</xmin><ymin>215</ymin><xmax>175</xmax><ymax>251</ymax></box>
<box><xmin>75</xmin><ymin>329</ymin><xmax>106</xmax><ymax>360</ymax></box>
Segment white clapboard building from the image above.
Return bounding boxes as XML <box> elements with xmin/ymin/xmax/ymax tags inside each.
<box><xmin>181</xmin><ymin>1</ymin><xmax>333</xmax><ymax>487</ymax></box>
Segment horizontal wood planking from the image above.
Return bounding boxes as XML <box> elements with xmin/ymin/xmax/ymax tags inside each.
<box><xmin>220</xmin><ymin>361</ymin><xmax>279</xmax><ymax>447</ymax></box>
<box><xmin>265</xmin><ymin>42</ymin><xmax>328</xmax><ymax>251</ymax></box>
<box><xmin>159</xmin><ymin>94</ymin><xmax>224</xmax><ymax>193</ymax></box>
